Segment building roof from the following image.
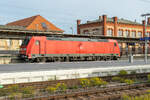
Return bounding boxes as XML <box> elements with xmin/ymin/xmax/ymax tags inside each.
<box><xmin>6</xmin><ymin>15</ymin><xmax>64</xmax><ymax>32</ymax></box>
<box><xmin>85</xmin><ymin>17</ymin><xmax>141</xmax><ymax>25</ymax></box>
<box><xmin>7</xmin><ymin>15</ymin><xmax>37</xmax><ymax>27</ymax></box>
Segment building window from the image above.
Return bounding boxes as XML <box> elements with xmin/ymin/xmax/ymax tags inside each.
<box><xmin>145</xmin><ymin>32</ymin><xmax>149</xmax><ymax>37</ymax></box>
<box><xmin>107</xmin><ymin>29</ymin><xmax>113</xmax><ymax>36</ymax></box>
<box><xmin>131</xmin><ymin>31</ymin><xmax>136</xmax><ymax>38</ymax></box>
<box><xmin>19</xmin><ymin>40</ymin><xmax>22</xmax><ymax>46</ymax></box>
<box><xmin>118</xmin><ymin>30</ymin><xmax>123</xmax><ymax>37</ymax></box>
<box><xmin>7</xmin><ymin>40</ymin><xmax>12</xmax><ymax>47</ymax></box>
<box><xmin>83</xmin><ymin>30</ymin><xmax>89</xmax><ymax>34</ymax></box>
<box><xmin>41</xmin><ymin>22</ymin><xmax>47</xmax><ymax>29</ymax></box>
<box><xmin>137</xmin><ymin>32</ymin><xmax>142</xmax><ymax>37</ymax></box>
<box><xmin>124</xmin><ymin>30</ymin><xmax>129</xmax><ymax>37</ymax></box>
<box><xmin>92</xmin><ymin>28</ymin><xmax>99</xmax><ymax>34</ymax></box>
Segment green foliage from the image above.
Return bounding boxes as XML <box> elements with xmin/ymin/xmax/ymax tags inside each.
<box><xmin>121</xmin><ymin>94</ymin><xmax>130</xmax><ymax>100</ymax></box>
<box><xmin>130</xmin><ymin>70</ymin><xmax>136</xmax><ymax>74</ymax></box>
<box><xmin>121</xmin><ymin>94</ymin><xmax>150</xmax><ymax>100</ymax></box>
<box><xmin>146</xmin><ymin>90</ymin><xmax>150</xmax><ymax>94</ymax></box>
<box><xmin>112</xmin><ymin>77</ymin><xmax>121</xmax><ymax>82</ymax></box>
<box><xmin>7</xmin><ymin>85</ymin><xmax>20</xmax><ymax>93</ymax></box>
<box><xmin>8</xmin><ymin>93</ymin><xmax>22</xmax><ymax>100</ymax></box>
<box><xmin>112</xmin><ymin>76</ymin><xmax>134</xmax><ymax>84</ymax></box>
<box><xmin>90</xmin><ymin>77</ymin><xmax>101</xmax><ymax>86</ymax></box>
<box><xmin>21</xmin><ymin>86</ymin><xmax>35</xmax><ymax>98</ymax></box>
<box><xmin>69</xmin><ymin>85</ymin><xmax>78</xmax><ymax>89</ymax></box>
<box><xmin>0</xmin><ymin>88</ymin><xmax>7</xmax><ymax>96</ymax></box>
<box><xmin>90</xmin><ymin>77</ymin><xmax>107</xmax><ymax>86</ymax></box>
<box><xmin>120</xmin><ymin>78</ymin><xmax>126</xmax><ymax>83</ymax></box>
<box><xmin>124</xmin><ymin>79</ymin><xmax>134</xmax><ymax>85</ymax></box>
<box><xmin>46</xmin><ymin>86</ymin><xmax>57</xmax><ymax>94</ymax></box>
<box><xmin>46</xmin><ymin>83</ymin><xmax>67</xmax><ymax>94</ymax></box>
<box><xmin>112</xmin><ymin>77</ymin><xmax>125</xmax><ymax>83</ymax></box>
<box><xmin>80</xmin><ymin>78</ymin><xmax>90</xmax><ymax>88</ymax></box>
<box><xmin>148</xmin><ymin>74</ymin><xmax>150</xmax><ymax>82</ymax></box>
<box><xmin>56</xmin><ymin>83</ymin><xmax>67</xmax><ymax>92</ymax></box>
<box><xmin>118</xmin><ymin>70</ymin><xmax>128</xmax><ymax>75</ymax></box>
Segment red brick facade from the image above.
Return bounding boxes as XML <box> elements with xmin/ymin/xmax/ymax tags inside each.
<box><xmin>77</xmin><ymin>15</ymin><xmax>150</xmax><ymax>55</ymax></box>
<box><xmin>77</xmin><ymin>15</ymin><xmax>150</xmax><ymax>38</ymax></box>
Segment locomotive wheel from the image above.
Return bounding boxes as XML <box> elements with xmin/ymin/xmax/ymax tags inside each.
<box><xmin>113</xmin><ymin>56</ymin><xmax>118</xmax><ymax>60</ymax></box>
<box><xmin>40</xmin><ymin>58</ymin><xmax>46</xmax><ymax>62</ymax></box>
<box><xmin>28</xmin><ymin>59</ymin><xmax>34</xmax><ymax>63</ymax></box>
<box><xmin>35</xmin><ymin>58</ymin><xmax>40</xmax><ymax>62</ymax></box>
<box><xmin>104</xmin><ymin>57</ymin><xmax>107</xmax><ymax>61</ymax></box>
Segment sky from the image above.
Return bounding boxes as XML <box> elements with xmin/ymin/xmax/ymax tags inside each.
<box><xmin>0</xmin><ymin>0</ymin><xmax>150</xmax><ymax>34</ymax></box>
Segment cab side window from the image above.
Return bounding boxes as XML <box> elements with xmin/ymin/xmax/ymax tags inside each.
<box><xmin>35</xmin><ymin>40</ymin><xmax>40</xmax><ymax>45</ymax></box>
<box><xmin>114</xmin><ymin>43</ymin><xmax>117</xmax><ymax>47</ymax></box>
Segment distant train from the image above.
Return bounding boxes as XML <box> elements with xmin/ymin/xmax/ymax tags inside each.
<box><xmin>20</xmin><ymin>36</ymin><xmax>120</xmax><ymax>62</ymax></box>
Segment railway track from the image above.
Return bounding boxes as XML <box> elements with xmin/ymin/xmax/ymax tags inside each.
<box><xmin>28</xmin><ymin>83</ymin><xmax>150</xmax><ymax>100</ymax></box>
<box><xmin>1</xmin><ymin>73</ymin><xmax>150</xmax><ymax>100</ymax></box>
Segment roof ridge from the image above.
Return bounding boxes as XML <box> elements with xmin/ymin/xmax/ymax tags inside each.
<box><xmin>26</xmin><ymin>15</ymin><xmax>40</xmax><ymax>28</ymax></box>
<box><xmin>6</xmin><ymin>15</ymin><xmax>40</xmax><ymax>27</ymax></box>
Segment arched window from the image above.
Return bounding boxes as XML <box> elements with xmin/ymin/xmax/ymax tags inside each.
<box><xmin>137</xmin><ymin>32</ymin><xmax>142</xmax><ymax>37</ymax></box>
<box><xmin>118</xmin><ymin>30</ymin><xmax>123</xmax><ymax>37</ymax></box>
<box><xmin>131</xmin><ymin>31</ymin><xmax>136</xmax><ymax>38</ymax></box>
<box><xmin>107</xmin><ymin>28</ymin><xmax>113</xmax><ymax>36</ymax></box>
<box><xmin>124</xmin><ymin>30</ymin><xmax>129</xmax><ymax>37</ymax></box>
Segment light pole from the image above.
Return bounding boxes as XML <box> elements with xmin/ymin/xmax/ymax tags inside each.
<box><xmin>70</xmin><ymin>27</ymin><xmax>74</xmax><ymax>34</ymax></box>
<box><xmin>141</xmin><ymin>13</ymin><xmax>150</xmax><ymax>63</ymax></box>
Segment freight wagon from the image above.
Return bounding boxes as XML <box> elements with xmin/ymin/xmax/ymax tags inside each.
<box><xmin>20</xmin><ymin>36</ymin><xmax>120</xmax><ymax>62</ymax></box>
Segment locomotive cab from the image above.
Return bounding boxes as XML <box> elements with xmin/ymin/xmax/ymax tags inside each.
<box><xmin>20</xmin><ymin>36</ymin><xmax>46</xmax><ymax>61</ymax></box>
<box><xmin>20</xmin><ymin>37</ymin><xmax>31</xmax><ymax>59</ymax></box>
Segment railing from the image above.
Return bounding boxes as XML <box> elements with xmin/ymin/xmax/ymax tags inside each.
<box><xmin>120</xmin><ymin>48</ymin><xmax>150</xmax><ymax>56</ymax></box>
<box><xmin>0</xmin><ymin>50</ymin><xmax>19</xmax><ymax>55</ymax></box>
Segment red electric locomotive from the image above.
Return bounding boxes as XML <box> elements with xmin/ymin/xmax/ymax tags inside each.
<box><xmin>20</xmin><ymin>36</ymin><xmax>120</xmax><ymax>62</ymax></box>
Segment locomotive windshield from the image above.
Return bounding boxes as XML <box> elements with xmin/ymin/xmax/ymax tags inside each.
<box><xmin>21</xmin><ymin>37</ymin><xmax>30</xmax><ymax>46</ymax></box>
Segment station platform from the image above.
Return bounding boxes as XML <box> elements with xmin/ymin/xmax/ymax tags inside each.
<box><xmin>0</xmin><ymin>60</ymin><xmax>150</xmax><ymax>84</ymax></box>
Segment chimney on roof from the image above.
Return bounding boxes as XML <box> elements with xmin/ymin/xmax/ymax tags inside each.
<box><xmin>77</xmin><ymin>19</ymin><xmax>81</xmax><ymax>34</ymax></box>
<box><xmin>103</xmin><ymin>15</ymin><xmax>107</xmax><ymax>21</ymax></box>
<box><xmin>147</xmin><ymin>17</ymin><xmax>150</xmax><ymax>25</ymax></box>
<box><xmin>113</xmin><ymin>16</ymin><xmax>118</xmax><ymax>23</ymax></box>
<box><xmin>135</xmin><ymin>19</ymin><xmax>137</xmax><ymax>23</ymax></box>
<box><xmin>77</xmin><ymin>20</ymin><xmax>81</xmax><ymax>25</ymax></box>
<box><xmin>99</xmin><ymin>16</ymin><xmax>103</xmax><ymax>20</ymax></box>
<box><xmin>87</xmin><ymin>21</ymin><xmax>90</xmax><ymax>23</ymax></box>
<box><xmin>142</xmin><ymin>20</ymin><xmax>146</xmax><ymax>25</ymax></box>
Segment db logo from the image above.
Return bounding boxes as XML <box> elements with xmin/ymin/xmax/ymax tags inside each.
<box><xmin>79</xmin><ymin>43</ymin><xmax>83</xmax><ymax>49</ymax></box>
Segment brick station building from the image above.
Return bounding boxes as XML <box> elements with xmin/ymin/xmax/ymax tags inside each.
<box><xmin>0</xmin><ymin>15</ymin><xmax>64</xmax><ymax>51</ymax></box>
<box><xmin>0</xmin><ymin>15</ymin><xmax>64</xmax><ymax>64</ymax></box>
<box><xmin>77</xmin><ymin>15</ymin><xmax>150</xmax><ymax>55</ymax></box>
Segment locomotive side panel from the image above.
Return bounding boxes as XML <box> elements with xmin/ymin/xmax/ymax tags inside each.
<box><xmin>45</xmin><ymin>40</ymin><xmax>79</xmax><ymax>54</ymax></box>
<box><xmin>20</xmin><ymin>36</ymin><xmax>120</xmax><ymax>62</ymax></box>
